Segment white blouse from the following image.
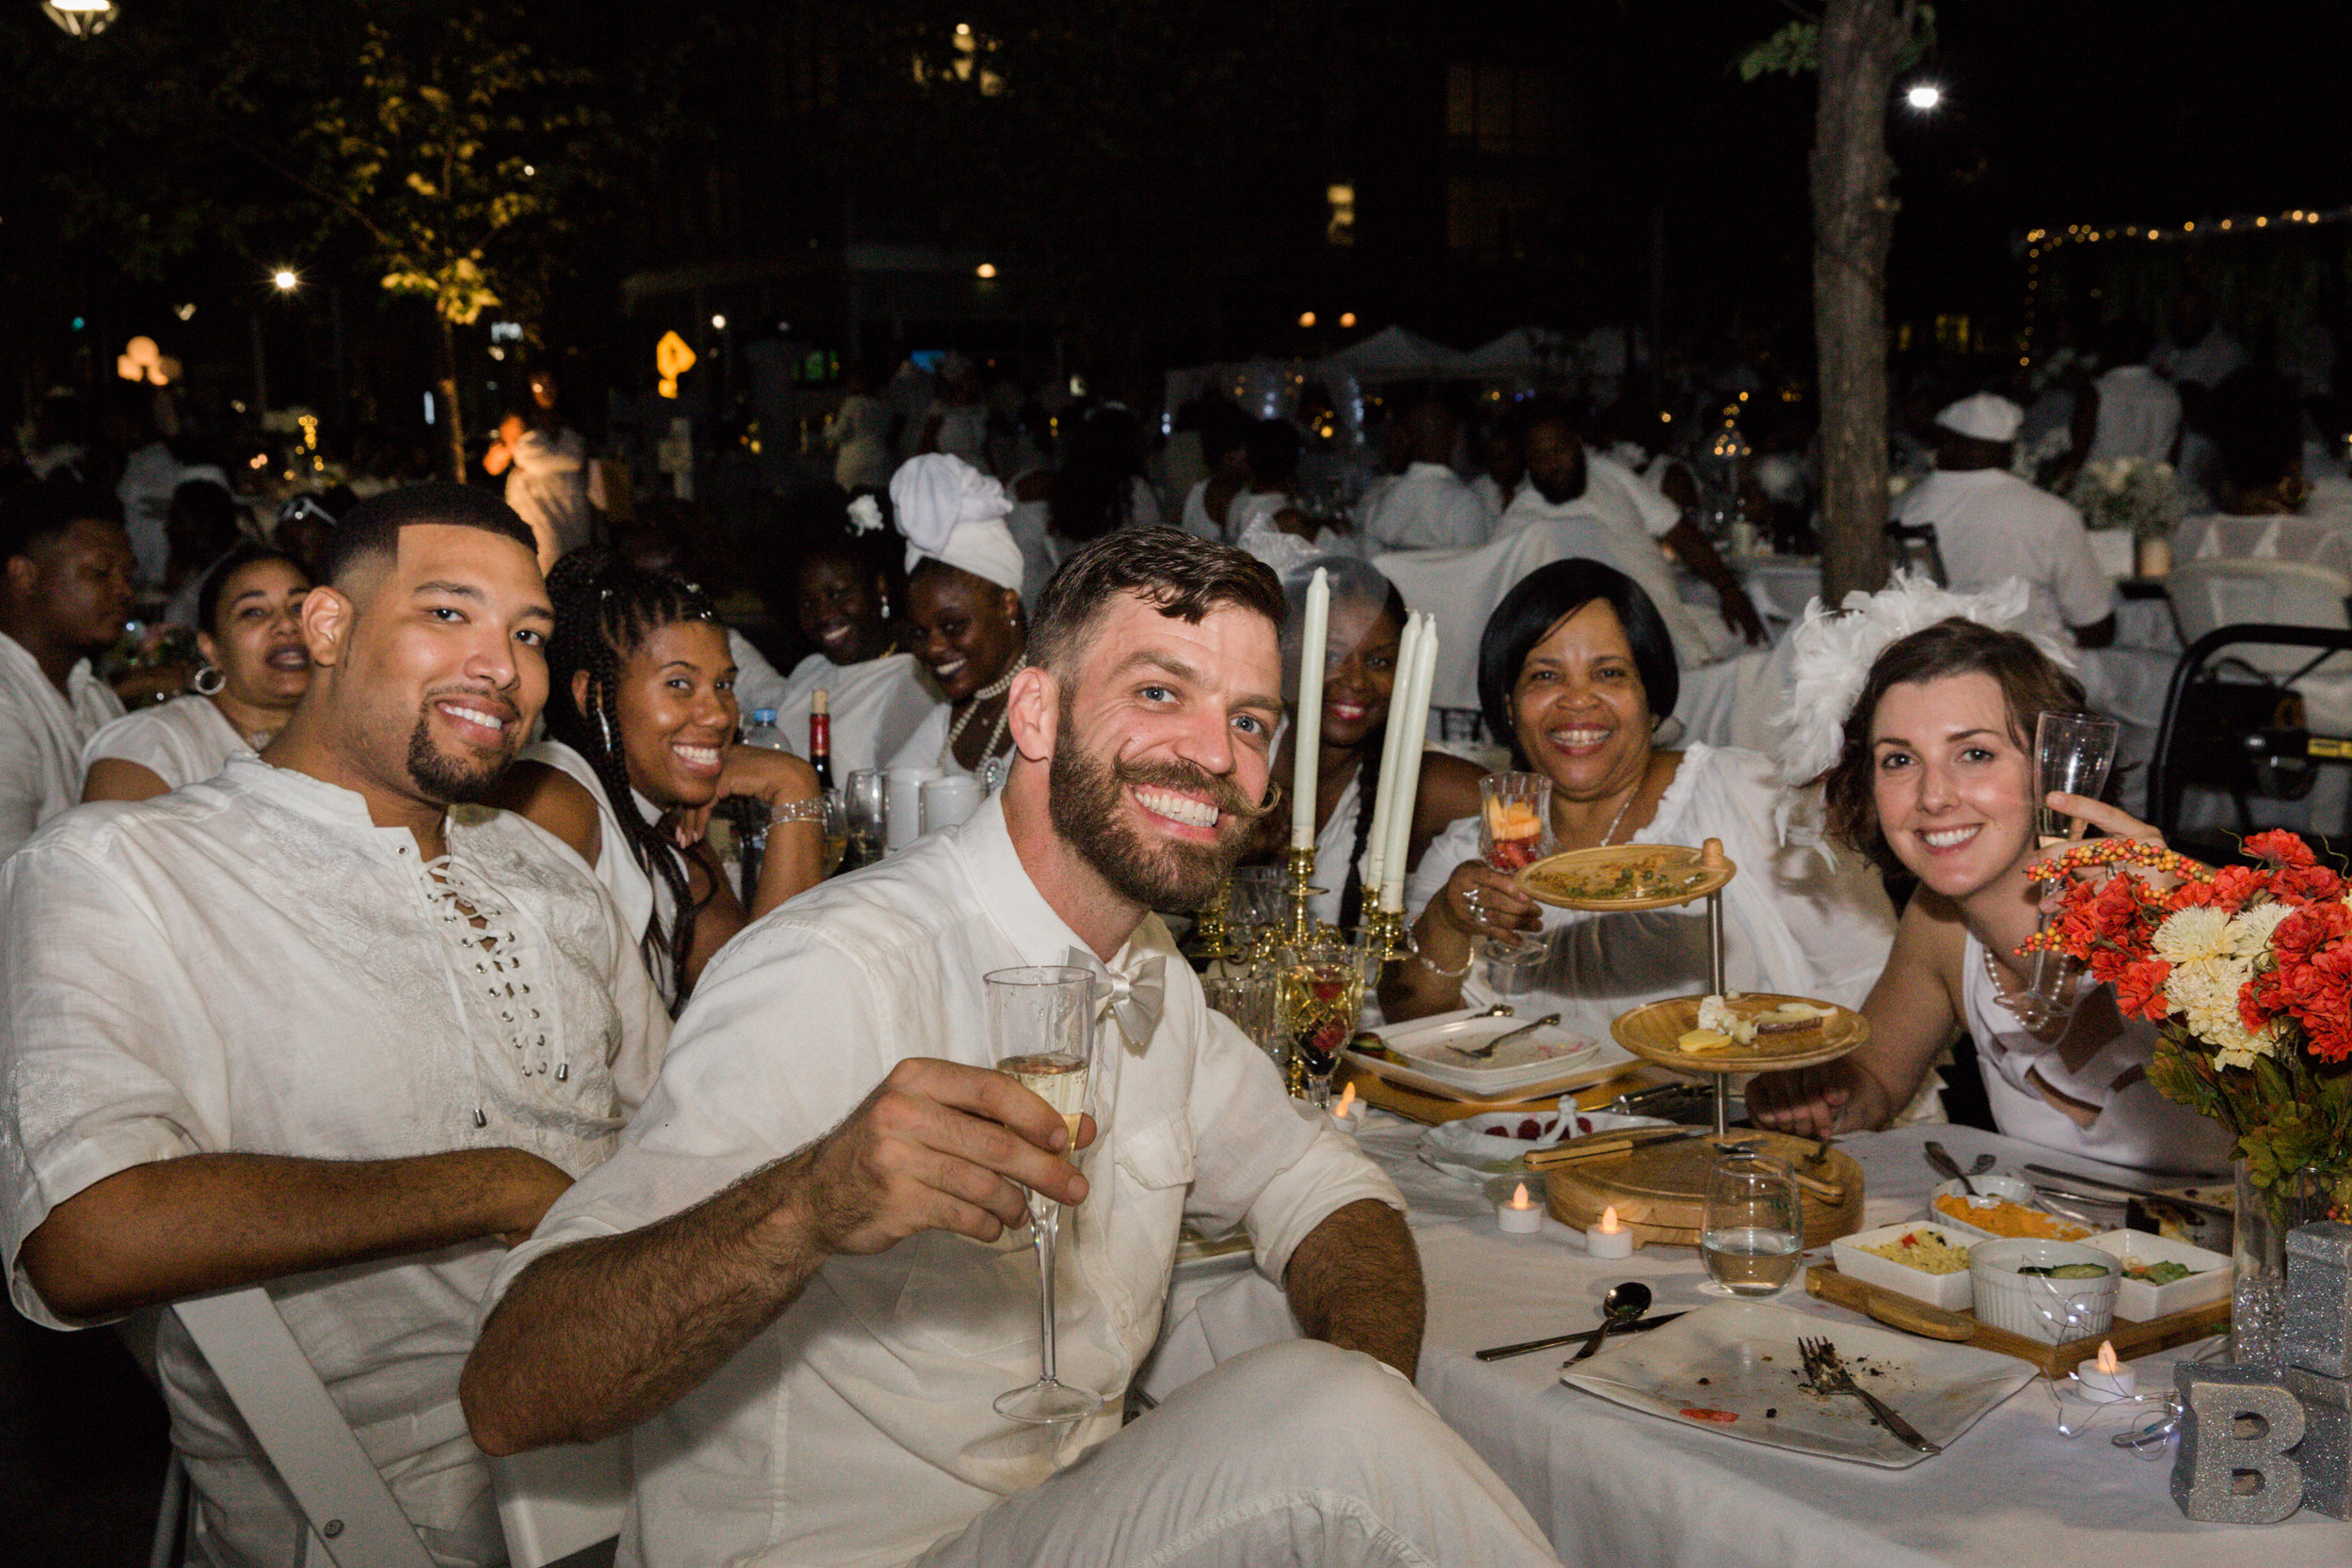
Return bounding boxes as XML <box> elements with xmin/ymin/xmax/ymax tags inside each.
<box><xmin>79</xmin><ymin>694</ymin><xmax>249</xmax><ymax>795</ymax></box>
<box><xmin>1405</xmin><ymin>744</ymin><xmax>1896</xmax><ymax>1045</ymax></box>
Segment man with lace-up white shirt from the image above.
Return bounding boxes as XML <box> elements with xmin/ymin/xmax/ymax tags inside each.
<box><xmin>463</xmin><ymin>529</ymin><xmax>1560</xmax><ymax>1568</ymax></box>
<box><xmin>0</xmin><ymin>485</ymin><xmax>670</xmax><ymax>1566</ymax></box>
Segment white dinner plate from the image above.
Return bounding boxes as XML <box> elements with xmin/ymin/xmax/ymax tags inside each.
<box><xmin>1560</xmin><ymin>1300</ymin><xmax>2035</xmax><ymax>1468</ymax></box>
<box><xmin>1417</xmin><ymin>1110</ymin><xmax>1672</xmax><ymax>1183</ymax></box>
<box><xmin>1349</xmin><ymin>1008</ymin><xmax>1614</xmax><ymax>1095</ymax></box>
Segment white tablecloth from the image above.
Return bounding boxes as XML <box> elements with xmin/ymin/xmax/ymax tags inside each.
<box><xmin>1156</xmin><ymin>1118</ymin><xmax>2340</xmax><ymax>1564</ymax></box>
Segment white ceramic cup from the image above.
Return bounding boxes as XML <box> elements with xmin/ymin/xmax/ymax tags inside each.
<box><xmin>921</xmin><ymin>773</ymin><xmax>983</xmax><ymax>834</ymax></box>
<box><xmin>885</xmin><ymin>768</ymin><xmax>944</xmax><ymax>849</ymax></box>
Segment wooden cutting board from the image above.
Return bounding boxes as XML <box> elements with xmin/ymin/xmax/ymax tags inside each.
<box><xmin>1805</xmin><ymin>1260</ymin><xmax>2232</xmax><ymax>1377</ymax></box>
<box><xmin>1543</xmin><ymin>1129</ymin><xmax>1866</xmax><ymax>1246</ymax></box>
<box><xmin>1336</xmin><ymin>1060</ymin><xmax>1667</xmax><ymax>1124</ymax></box>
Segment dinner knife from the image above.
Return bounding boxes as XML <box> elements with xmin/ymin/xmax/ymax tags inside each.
<box><xmin>1474</xmin><ymin>1310</ymin><xmax>1687</xmax><ymax>1362</ymax></box>
<box><xmin>2021</xmin><ymin>1164</ymin><xmax>2233</xmax><ymax>1218</ymax></box>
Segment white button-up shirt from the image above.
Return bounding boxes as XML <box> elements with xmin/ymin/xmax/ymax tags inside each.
<box><xmin>1360</xmin><ymin>462</ymin><xmax>1498</xmax><ymax>550</ymax></box>
<box><xmin>493</xmin><ymin>793</ymin><xmax>1402</xmax><ymax>1568</ymax></box>
<box><xmin>1895</xmin><ymin>467</ymin><xmax>2115</xmax><ymax>645</ymax></box>
<box><xmin>1496</xmin><ymin>455</ymin><xmax>1731</xmax><ymax>667</ymax></box>
<box><xmin>0</xmin><ymin>757</ymin><xmax>669</xmax><ymax>1565</ymax></box>
<box><xmin>0</xmin><ymin>630</ymin><xmax>123</xmax><ymax>860</ymax></box>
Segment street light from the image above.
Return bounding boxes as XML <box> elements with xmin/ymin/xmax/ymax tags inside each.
<box><xmin>42</xmin><ymin>0</ymin><xmax>116</xmax><ymax>38</ymax></box>
<box><xmin>271</xmin><ymin>268</ymin><xmax>299</xmax><ymax>292</ymax></box>
<box><xmin>1904</xmin><ymin>82</ymin><xmax>1943</xmax><ymax>111</ymax></box>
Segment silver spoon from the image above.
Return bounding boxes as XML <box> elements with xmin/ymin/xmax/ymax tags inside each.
<box><xmin>1925</xmin><ymin>1140</ymin><xmax>1993</xmax><ymax>1196</ymax></box>
<box><xmin>1567</xmin><ymin>1281</ymin><xmax>1653</xmax><ymax>1364</ymax></box>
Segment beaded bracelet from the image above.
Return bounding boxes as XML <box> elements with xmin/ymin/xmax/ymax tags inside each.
<box><xmin>768</xmin><ymin>796</ymin><xmax>826</xmax><ymax>827</ymax></box>
<box><xmin>1412</xmin><ymin>943</ymin><xmax>1474</xmax><ymax>980</ymax></box>
<box><xmin>2028</xmin><ymin>837</ymin><xmax>2210</xmax><ymax>885</ymax></box>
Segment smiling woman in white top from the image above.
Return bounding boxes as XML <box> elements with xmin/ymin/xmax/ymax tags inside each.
<box><xmin>82</xmin><ymin>541</ymin><xmax>312</xmax><ymax>803</ymax></box>
<box><xmin>487</xmin><ymin>552</ymin><xmax>820</xmax><ymax>1008</ymax></box>
<box><xmin>885</xmin><ymin>454</ymin><xmax>1032</xmax><ymax>789</ymax></box>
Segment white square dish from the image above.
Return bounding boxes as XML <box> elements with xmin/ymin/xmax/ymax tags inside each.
<box><xmin>1348</xmin><ymin>1008</ymin><xmax>1618</xmax><ymax>1095</ymax></box>
<box><xmin>2084</xmin><ymin>1228</ymin><xmax>2233</xmax><ymax>1320</ymax></box>
<box><xmin>1830</xmin><ymin>1222</ymin><xmax>1977</xmax><ymax>1312</ymax></box>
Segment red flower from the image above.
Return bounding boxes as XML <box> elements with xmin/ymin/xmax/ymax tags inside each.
<box><xmin>2246</xmin><ymin>829</ymin><xmax>2317</xmax><ymax>867</ymax></box>
<box><xmin>2115</xmin><ymin>958</ymin><xmax>2173</xmax><ymax>1022</ymax></box>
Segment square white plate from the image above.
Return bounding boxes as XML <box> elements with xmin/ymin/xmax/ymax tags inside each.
<box><xmin>1417</xmin><ymin>1110</ymin><xmax>1672</xmax><ymax>1183</ymax></box>
<box><xmin>1829</xmin><ymin>1222</ymin><xmax>1977</xmax><ymax>1313</ymax></box>
<box><xmin>1561</xmin><ymin>1300</ymin><xmax>2035</xmax><ymax>1467</ymax></box>
<box><xmin>2084</xmin><ymin>1228</ymin><xmax>2233</xmax><ymax>1320</ymax></box>
<box><xmin>1350</xmin><ymin>1008</ymin><xmax>1615</xmax><ymax>1095</ymax></box>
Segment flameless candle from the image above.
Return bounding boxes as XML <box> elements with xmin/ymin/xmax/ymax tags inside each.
<box><xmin>2074</xmin><ymin>1339</ymin><xmax>2137</xmax><ymax>1402</ymax></box>
<box><xmin>1584</xmin><ymin>1204</ymin><xmax>1635</xmax><ymax>1259</ymax></box>
<box><xmin>1329</xmin><ymin>1082</ymin><xmax>1361</xmax><ymax>1134</ymax></box>
<box><xmin>1359</xmin><ymin>613</ymin><xmax>1428</xmax><ymax>899</ymax></box>
<box><xmin>1290</xmin><ymin>568</ymin><xmax>1330</xmax><ymax>850</ymax></box>
<box><xmin>1376</xmin><ymin>617</ymin><xmax>1439</xmax><ymax>911</ymax></box>
<box><xmin>1498</xmin><ymin>1180</ymin><xmax>1544</xmax><ymax>1233</ymax></box>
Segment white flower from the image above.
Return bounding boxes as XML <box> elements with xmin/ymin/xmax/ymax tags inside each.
<box><xmin>845</xmin><ymin>495</ymin><xmax>883</xmax><ymax>535</ymax></box>
<box><xmin>2153</xmin><ymin>906</ymin><xmax>2233</xmax><ymax>965</ymax></box>
<box><xmin>2165</xmin><ymin>952</ymin><xmax>2262</xmax><ymax>1061</ymax></box>
<box><xmin>2230</xmin><ymin>902</ymin><xmax>2294</xmax><ymax>957</ymax></box>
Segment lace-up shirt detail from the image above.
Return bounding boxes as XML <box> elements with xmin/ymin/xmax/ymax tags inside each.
<box><xmin>417</xmin><ymin>852</ymin><xmax>561</xmax><ymax>1088</ymax></box>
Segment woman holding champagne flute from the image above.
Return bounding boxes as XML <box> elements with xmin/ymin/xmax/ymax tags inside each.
<box><xmin>1747</xmin><ymin>602</ymin><xmax>2235</xmax><ymax>1174</ymax></box>
<box><xmin>1383</xmin><ymin>561</ymin><xmax>1894</xmax><ymax>1042</ymax></box>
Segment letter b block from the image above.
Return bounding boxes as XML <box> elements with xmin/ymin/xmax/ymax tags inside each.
<box><xmin>2171</xmin><ymin>1364</ymin><xmax>2306</xmax><ymax>1524</ymax></box>
<box><xmin>2285</xmin><ymin>1221</ymin><xmax>2352</xmax><ymax>1379</ymax></box>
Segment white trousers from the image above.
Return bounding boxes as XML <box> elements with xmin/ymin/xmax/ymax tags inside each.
<box><xmin>910</xmin><ymin>1340</ymin><xmax>1562</xmax><ymax>1568</ymax></box>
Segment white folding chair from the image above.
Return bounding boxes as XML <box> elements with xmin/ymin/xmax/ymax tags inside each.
<box><xmin>491</xmin><ymin>1438</ymin><xmax>629</xmax><ymax>1568</ymax></box>
<box><xmin>167</xmin><ymin>1287</ymin><xmax>437</xmax><ymax>1568</ymax></box>
<box><xmin>2164</xmin><ymin>556</ymin><xmax>2352</xmax><ymax>679</ymax></box>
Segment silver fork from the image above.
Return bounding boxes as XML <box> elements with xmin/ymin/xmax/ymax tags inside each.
<box><xmin>1798</xmin><ymin>1337</ymin><xmax>1941</xmax><ymax>1454</ymax></box>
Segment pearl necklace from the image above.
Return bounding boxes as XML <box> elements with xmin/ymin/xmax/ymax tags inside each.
<box><xmin>944</xmin><ymin>657</ymin><xmax>1026</xmax><ymax>789</ymax></box>
<box><xmin>1979</xmin><ymin>936</ymin><xmax>2074</xmax><ymax>1037</ymax></box>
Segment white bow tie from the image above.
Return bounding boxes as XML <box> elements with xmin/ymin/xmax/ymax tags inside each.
<box><xmin>1064</xmin><ymin>947</ymin><xmax>1168</xmax><ymax>1046</ymax></box>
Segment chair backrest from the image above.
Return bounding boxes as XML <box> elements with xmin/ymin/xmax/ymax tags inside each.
<box><xmin>491</xmin><ymin>1439</ymin><xmax>629</xmax><ymax>1568</ymax></box>
<box><xmin>1739</xmin><ymin>559</ymin><xmax>1823</xmax><ymax>630</ymax></box>
<box><xmin>1886</xmin><ymin>520</ymin><xmax>1948</xmax><ymax>586</ymax></box>
<box><xmin>2176</xmin><ymin>512</ymin><xmax>2352</xmax><ymax>582</ymax></box>
<box><xmin>169</xmin><ymin>1289</ymin><xmax>437</xmax><ymax>1568</ymax></box>
<box><xmin>2165</xmin><ymin>557</ymin><xmax>2352</xmax><ymax>677</ymax></box>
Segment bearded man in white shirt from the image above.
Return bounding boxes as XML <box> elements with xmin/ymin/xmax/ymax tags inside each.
<box><xmin>1500</xmin><ymin>399</ymin><xmax>1765</xmax><ymax>661</ymax></box>
<box><xmin>0</xmin><ymin>478</ymin><xmax>134</xmax><ymax>860</ymax></box>
<box><xmin>463</xmin><ymin>528</ymin><xmax>1560</xmax><ymax>1568</ymax></box>
<box><xmin>0</xmin><ymin>484</ymin><xmax>671</xmax><ymax>1566</ymax></box>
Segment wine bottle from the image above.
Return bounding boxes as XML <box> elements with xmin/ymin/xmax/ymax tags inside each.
<box><xmin>808</xmin><ymin>689</ymin><xmax>835</xmax><ymax>792</ymax></box>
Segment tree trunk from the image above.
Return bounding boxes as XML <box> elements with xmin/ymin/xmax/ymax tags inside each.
<box><xmin>436</xmin><ymin>312</ymin><xmax>467</xmax><ymax>483</ymax></box>
<box><xmin>1810</xmin><ymin>0</ymin><xmax>1913</xmax><ymax>600</ymax></box>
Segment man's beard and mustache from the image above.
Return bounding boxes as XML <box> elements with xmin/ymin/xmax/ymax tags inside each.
<box><xmin>1049</xmin><ymin>740</ymin><xmax>1270</xmax><ymax>914</ymax></box>
<box><xmin>404</xmin><ymin>704</ymin><xmax>519</xmax><ymax>805</ymax></box>
<box><xmin>1530</xmin><ymin>445</ymin><xmax>1588</xmax><ymax>506</ymax></box>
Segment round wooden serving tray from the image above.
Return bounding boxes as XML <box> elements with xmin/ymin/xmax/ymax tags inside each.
<box><xmin>1515</xmin><ymin>841</ymin><xmax>1734</xmax><ymax>911</ymax></box>
<box><xmin>1545</xmin><ymin>1129</ymin><xmax>1866</xmax><ymax>1247</ymax></box>
<box><xmin>1610</xmin><ymin>992</ymin><xmax>1868</xmax><ymax>1076</ymax></box>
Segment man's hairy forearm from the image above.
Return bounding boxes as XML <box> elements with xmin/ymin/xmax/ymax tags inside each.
<box><xmin>18</xmin><ymin>1148</ymin><xmax>566</xmax><ymax>1322</ymax></box>
<box><xmin>1284</xmin><ymin>1198</ymin><xmax>1425</xmax><ymax>1380</ymax></box>
<box><xmin>462</xmin><ymin>1148</ymin><xmax>824</xmax><ymax>1456</ymax></box>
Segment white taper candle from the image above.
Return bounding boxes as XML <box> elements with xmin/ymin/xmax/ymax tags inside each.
<box><xmin>1290</xmin><ymin>567</ymin><xmax>1329</xmax><ymax>850</ymax></box>
<box><xmin>1359</xmin><ymin>611</ymin><xmax>1426</xmax><ymax>898</ymax></box>
<box><xmin>1378</xmin><ymin>616</ymin><xmax>1439</xmax><ymax>911</ymax></box>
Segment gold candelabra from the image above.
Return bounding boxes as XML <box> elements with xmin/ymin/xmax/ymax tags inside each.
<box><xmin>1285</xmin><ymin>844</ymin><xmax>1320</xmax><ymax>951</ymax></box>
<box><xmin>1357</xmin><ymin>903</ymin><xmax>1408</xmax><ymax>969</ymax></box>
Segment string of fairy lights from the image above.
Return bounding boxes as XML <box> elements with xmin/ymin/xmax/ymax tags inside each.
<box><xmin>2021</xmin><ymin>201</ymin><xmax>2352</xmax><ymax>369</ymax></box>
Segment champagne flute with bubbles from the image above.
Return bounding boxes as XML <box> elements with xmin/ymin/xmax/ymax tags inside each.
<box><xmin>986</xmin><ymin>965</ymin><xmax>1107</xmax><ymax>1425</ymax></box>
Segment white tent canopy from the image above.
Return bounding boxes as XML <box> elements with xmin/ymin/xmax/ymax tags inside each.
<box><xmin>1325</xmin><ymin>325</ymin><xmax>1470</xmax><ymax>383</ymax></box>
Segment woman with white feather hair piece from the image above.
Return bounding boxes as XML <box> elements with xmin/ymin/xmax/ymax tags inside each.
<box><xmin>1748</xmin><ymin>573</ymin><xmax>2234</xmax><ymax>1174</ymax></box>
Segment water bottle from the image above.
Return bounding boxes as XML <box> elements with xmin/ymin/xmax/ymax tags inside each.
<box><xmin>740</xmin><ymin>707</ymin><xmax>786</xmax><ymax>752</ymax></box>
<box><xmin>733</xmin><ymin>708</ymin><xmax>787</xmax><ymax>895</ymax></box>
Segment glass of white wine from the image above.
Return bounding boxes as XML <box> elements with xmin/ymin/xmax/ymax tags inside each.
<box><xmin>1699</xmin><ymin>1146</ymin><xmax>1803</xmax><ymax>1297</ymax></box>
<box><xmin>985</xmin><ymin>965</ymin><xmax>1106</xmax><ymax>1426</ymax></box>
<box><xmin>2018</xmin><ymin>711</ymin><xmax>2123</xmax><ymax>1030</ymax></box>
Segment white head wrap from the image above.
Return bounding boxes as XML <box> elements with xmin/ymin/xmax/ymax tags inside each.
<box><xmin>1933</xmin><ymin>392</ymin><xmax>2025</xmax><ymax>444</ymax></box>
<box><xmin>1770</xmin><ymin>570</ymin><xmax>2075</xmax><ymax>786</ymax></box>
<box><xmin>889</xmin><ymin>453</ymin><xmax>1024</xmax><ymax>593</ymax></box>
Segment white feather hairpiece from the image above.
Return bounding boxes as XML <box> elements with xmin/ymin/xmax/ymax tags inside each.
<box><xmin>1770</xmin><ymin>571</ymin><xmax>2075</xmax><ymax>786</ymax></box>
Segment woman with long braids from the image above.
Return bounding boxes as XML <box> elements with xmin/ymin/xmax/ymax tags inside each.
<box><xmin>490</xmin><ymin>550</ymin><xmax>822</xmax><ymax>1006</ymax></box>
<box><xmin>882</xmin><ymin>455</ymin><xmax>1034</xmax><ymax>791</ymax></box>
<box><xmin>1256</xmin><ymin>555</ymin><xmax>1484</xmax><ymax>929</ymax></box>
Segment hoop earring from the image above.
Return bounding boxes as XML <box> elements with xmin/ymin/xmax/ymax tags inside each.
<box><xmin>193</xmin><ymin>663</ymin><xmax>225</xmax><ymax>697</ymax></box>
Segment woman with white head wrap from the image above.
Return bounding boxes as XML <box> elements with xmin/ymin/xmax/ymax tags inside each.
<box><xmin>1252</xmin><ymin>555</ymin><xmax>1486</xmax><ymax>930</ymax></box>
<box><xmin>883</xmin><ymin>454</ymin><xmax>1031</xmax><ymax>789</ymax></box>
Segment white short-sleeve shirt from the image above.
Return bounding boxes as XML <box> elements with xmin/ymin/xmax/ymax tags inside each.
<box><xmin>79</xmin><ymin>693</ymin><xmax>249</xmax><ymax>795</ymax></box>
<box><xmin>1360</xmin><ymin>462</ymin><xmax>1499</xmax><ymax>551</ymax></box>
<box><xmin>1895</xmin><ymin>467</ymin><xmax>2116</xmax><ymax>643</ymax></box>
<box><xmin>0</xmin><ymin>758</ymin><xmax>669</xmax><ymax>1565</ymax></box>
<box><xmin>0</xmin><ymin>631</ymin><xmax>124</xmax><ymax>861</ymax></box>
<box><xmin>490</xmin><ymin>794</ymin><xmax>1401</xmax><ymax>1568</ymax></box>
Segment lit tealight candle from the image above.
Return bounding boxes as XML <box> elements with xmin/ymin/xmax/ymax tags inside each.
<box><xmin>1584</xmin><ymin>1204</ymin><xmax>1636</xmax><ymax>1259</ymax></box>
<box><xmin>2074</xmin><ymin>1339</ymin><xmax>2137</xmax><ymax>1402</ymax></box>
<box><xmin>1498</xmin><ymin>1180</ymin><xmax>1545</xmax><ymax>1234</ymax></box>
<box><xmin>1329</xmin><ymin>1083</ymin><xmax>1361</xmax><ymax>1135</ymax></box>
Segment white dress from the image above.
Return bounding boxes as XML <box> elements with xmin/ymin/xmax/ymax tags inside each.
<box><xmin>745</xmin><ymin>647</ymin><xmax>938</xmax><ymax>784</ymax></box>
<box><xmin>522</xmin><ymin>738</ymin><xmax>684</xmax><ymax>1006</ymax></box>
<box><xmin>1405</xmin><ymin>744</ymin><xmax>1895</xmax><ymax>1046</ymax></box>
<box><xmin>80</xmin><ymin>695</ymin><xmax>251</xmax><ymax>794</ymax></box>
<box><xmin>1959</xmin><ymin>931</ymin><xmax>2234</xmax><ymax>1175</ymax></box>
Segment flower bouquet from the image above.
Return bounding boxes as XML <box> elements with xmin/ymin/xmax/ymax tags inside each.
<box><xmin>2066</xmin><ymin>457</ymin><xmax>2184</xmax><ymax>542</ymax></box>
<box><xmin>2028</xmin><ymin>830</ymin><xmax>2352</xmax><ymax>1354</ymax></box>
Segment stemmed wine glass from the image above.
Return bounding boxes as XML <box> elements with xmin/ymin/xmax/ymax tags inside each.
<box><xmin>985</xmin><ymin>965</ymin><xmax>1107</xmax><ymax>1425</ymax></box>
<box><xmin>2016</xmin><ymin>712</ymin><xmax>2122</xmax><ymax>1029</ymax></box>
